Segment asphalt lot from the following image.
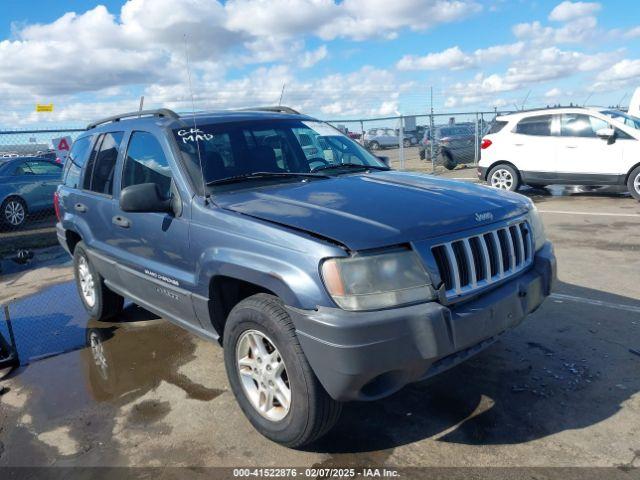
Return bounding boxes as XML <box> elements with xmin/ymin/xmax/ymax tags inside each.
<box><xmin>0</xmin><ymin>170</ymin><xmax>639</xmax><ymax>473</ymax></box>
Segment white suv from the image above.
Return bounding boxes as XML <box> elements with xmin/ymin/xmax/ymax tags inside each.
<box><xmin>478</xmin><ymin>107</ymin><xmax>640</xmax><ymax>201</ymax></box>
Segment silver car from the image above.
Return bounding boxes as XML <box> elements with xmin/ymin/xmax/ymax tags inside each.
<box><xmin>364</xmin><ymin>128</ymin><xmax>417</xmax><ymax>150</ymax></box>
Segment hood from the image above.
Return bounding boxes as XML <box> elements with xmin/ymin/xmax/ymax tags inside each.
<box><xmin>214</xmin><ymin>171</ymin><xmax>530</xmax><ymax>250</ymax></box>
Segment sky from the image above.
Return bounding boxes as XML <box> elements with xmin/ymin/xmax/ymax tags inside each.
<box><xmin>0</xmin><ymin>0</ymin><xmax>639</xmax><ymax>128</ymax></box>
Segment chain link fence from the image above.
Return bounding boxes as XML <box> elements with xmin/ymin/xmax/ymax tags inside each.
<box><xmin>0</xmin><ymin>129</ymin><xmax>84</xmax><ymax>275</ymax></box>
<box><xmin>0</xmin><ymin>110</ymin><xmax>509</xmax><ymax>279</ymax></box>
<box><xmin>324</xmin><ymin>110</ymin><xmax>508</xmax><ymax>173</ymax></box>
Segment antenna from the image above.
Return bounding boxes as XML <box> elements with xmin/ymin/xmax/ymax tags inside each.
<box><xmin>183</xmin><ymin>34</ymin><xmax>208</xmax><ymax>200</ymax></box>
<box><xmin>278</xmin><ymin>83</ymin><xmax>286</xmax><ymax>106</ymax></box>
<box><xmin>520</xmin><ymin>90</ymin><xmax>531</xmax><ymax>110</ymax></box>
<box><xmin>617</xmin><ymin>92</ymin><xmax>628</xmax><ymax>108</ymax></box>
<box><xmin>582</xmin><ymin>92</ymin><xmax>593</xmax><ymax>107</ymax></box>
<box><xmin>138</xmin><ymin>96</ymin><xmax>144</xmax><ymax>116</ymax></box>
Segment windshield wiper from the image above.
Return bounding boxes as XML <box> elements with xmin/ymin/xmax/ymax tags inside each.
<box><xmin>206</xmin><ymin>171</ymin><xmax>330</xmax><ymax>186</ymax></box>
<box><xmin>311</xmin><ymin>163</ymin><xmax>390</xmax><ymax>173</ymax></box>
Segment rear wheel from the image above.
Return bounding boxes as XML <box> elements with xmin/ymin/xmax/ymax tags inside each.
<box><xmin>223</xmin><ymin>293</ymin><xmax>341</xmax><ymax>447</ymax></box>
<box><xmin>73</xmin><ymin>242</ymin><xmax>124</xmax><ymax>320</ymax></box>
<box><xmin>369</xmin><ymin>141</ymin><xmax>380</xmax><ymax>151</ymax></box>
<box><xmin>628</xmin><ymin>166</ymin><xmax>640</xmax><ymax>201</ymax></box>
<box><xmin>488</xmin><ymin>164</ymin><xmax>520</xmax><ymax>192</ymax></box>
<box><xmin>403</xmin><ymin>138</ymin><xmax>411</xmax><ymax>148</ymax></box>
<box><xmin>2</xmin><ymin>197</ymin><xmax>26</xmax><ymax>228</ymax></box>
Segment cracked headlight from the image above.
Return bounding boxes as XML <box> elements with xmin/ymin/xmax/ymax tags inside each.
<box><xmin>321</xmin><ymin>249</ymin><xmax>436</xmax><ymax>311</ymax></box>
<box><xmin>528</xmin><ymin>203</ymin><xmax>547</xmax><ymax>251</ymax></box>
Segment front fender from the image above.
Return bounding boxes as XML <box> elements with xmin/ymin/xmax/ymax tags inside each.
<box><xmin>196</xmin><ymin>247</ymin><xmax>331</xmax><ymax>309</ymax></box>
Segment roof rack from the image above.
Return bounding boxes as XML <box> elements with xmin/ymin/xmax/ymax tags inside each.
<box><xmin>239</xmin><ymin>106</ymin><xmax>301</xmax><ymax>115</ymax></box>
<box><xmin>87</xmin><ymin>108</ymin><xmax>180</xmax><ymax>130</ymax></box>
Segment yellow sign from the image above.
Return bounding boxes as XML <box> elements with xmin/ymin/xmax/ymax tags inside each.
<box><xmin>36</xmin><ymin>103</ymin><xmax>54</xmax><ymax>112</ymax></box>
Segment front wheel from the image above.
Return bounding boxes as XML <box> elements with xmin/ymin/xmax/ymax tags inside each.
<box><xmin>628</xmin><ymin>166</ymin><xmax>640</xmax><ymax>201</ymax></box>
<box><xmin>223</xmin><ymin>294</ymin><xmax>341</xmax><ymax>447</ymax></box>
<box><xmin>403</xmin><ymin>138</ymin><xmax>411</xmax><ymax>148</ymax></box>
<box><xmin>73</xmin><ymin>242</ymin><xmax>124</xmax><ymax>320</ymax></box>
<box><xmin>368</xmin><ymin>141</ymin><xmax>380</xmax><ymax>151</ymax></box>
<box><xmin>487</xmin><ymin>164</ymin><xmax>520</xmax><ymax>191</ymax></box>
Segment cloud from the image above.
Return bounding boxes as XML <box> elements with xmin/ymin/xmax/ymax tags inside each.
<box><xmin>443</xmin><ymin>47</ymin><xmax>618</xmax><ymax>108</ymax></box>
<box><xmin>299</xmin><ymin>45</ymin><xmax>328</xmax><ymax>68</ymax></box>
<box><xmin>545</xmin><ymin>87</ymin><xmax>562</xmax><ymax>98</ymax></box>
<box><xmin>548</xmin><ymin>1</ymin><xmax>600</xmax><ymax>22</ymax></box>
<box><xmin>397</xmin><ymin>43</ymin><xmax>524</xmax><ymax>71</ymax></box>
<box><xmin>316</xmin><ymin>0</ymin><xmax>481</xmax><ymax>41</ymax></box>
<box><xmin>591</xmin><ymin>59</ymin><xmax>640</xmax><ymax>91</ymax></box>
<box><xmin>625</xmin><ymin>26</ymin><xmax>640</xmax><ymax>38</ymax></box>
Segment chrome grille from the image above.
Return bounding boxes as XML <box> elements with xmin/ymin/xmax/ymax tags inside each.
<box><xmin>432</xmin><ymin>221</ymin><xmax>533</xmax><ymax>299</ymax></box>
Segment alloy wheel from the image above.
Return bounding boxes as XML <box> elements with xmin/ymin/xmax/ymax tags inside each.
<box><xmin>634</xmin><ymin>172</ymin><xmax>640</xmax><ymax>195</ymax></box>
<box><xmin>236</xmin><ymin>329</ymin><xmax>291</xmax><ymax>422</ymax></box>
<box><xmin>4</xmin><ymin>200</ymin><xmax>25</xmax><ymax>226</ymax></box>
<box><xmin>491</xmin><ymin>169</ymin><xmax>514</xmax><ymax>190</ymax></box>
<box><xmin>78</xmin><ymin>256</ymin><xmax>96</xmax><ymax>307</ymax></box>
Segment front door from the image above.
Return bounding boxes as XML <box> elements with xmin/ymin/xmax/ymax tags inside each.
<box><xmin>24</xmin><ymin>160</ymin><xmax>63</xmax><ymax>209</ymax></box>
<box><xmin>555</xmin><ymin>113</ymin><xmax>626</xmax><ymax>183</ymax></box>
<box><xmin>111</xmin><ymin>130</ymin><xmax>195</xmax><ymax>323</ymax></box>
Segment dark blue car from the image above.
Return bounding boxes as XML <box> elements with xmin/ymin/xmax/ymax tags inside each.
<box><xmin>0</xmin><ymin>157</ymin><xmax>62</xmax><ymax>228</ymax></box>
<box><xmin>56</xmin><ymin>107</ymin><xmax>556</xmax><ymax>447</ymax></box>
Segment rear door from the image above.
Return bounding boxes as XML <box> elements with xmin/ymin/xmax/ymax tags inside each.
<box><xmin>555</xmin><ymin>113</ymin><xmax>626</xmax><ymax>183</ymax></box>
<box><xmin>510</xmin><ymin>114</ymin><xmax>558</xmax><ymax>182</ymax></box>
<box><xmin>111</xmin><ymin>130</ymin><xmax>194</xmax><ymax>323</ymax></box>
<box><xmin>76</xmin><ymin>131</ymin><xmax>125</xmax><ymax>280</ymax></box>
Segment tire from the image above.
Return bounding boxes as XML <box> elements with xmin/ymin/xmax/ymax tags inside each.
<box><xmin>73</xmin><ymin>241</ymin><xmax>124</xmax><ymax>320</ymax></box>
<box><xmin>419</xmin><ymin>149</ymin><xmax>425</xmax><ymax>160</ymax></box>
<box><xmin>403</xmin><ymin>138</ymin><xmax>411</xmax><ymax>148</ymax></box>
<box><xmin>369</xmin><ymin>141</ymin><xmax>380</xmax><ymax>151</ymax></box>
<box><xmin>487</xmin><ymin>164</ymin><xmax>520</xmax><ymax>192</ymax></box>
<box><xmin>442</xmin><ymin>152</ymin><xmax>457</xmax><ymax>170</ymax></box>
<box><xmin>1</xmin><ymin>197</ymin><xmax>27</xmax><ymax>228</ymax></box>
<box><xmin>223</xmin><ymin>293</ymin><xmax>341</xmax><ymax>447</ymax></box>
<box><xmin>628</xmin><ymin>166</ymin><xmax>640</xmax><ymax>201</ymax></box>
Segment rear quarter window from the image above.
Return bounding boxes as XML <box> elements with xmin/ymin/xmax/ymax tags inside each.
<box><xmin>64</xmin><ymin>135</ymin><xmax>93</xmax><ymax>188</ymax></box>
<box><xmin>487</xmin><ymin>121</ymin><xmax>508</xmax><ymax>134</ymax></box>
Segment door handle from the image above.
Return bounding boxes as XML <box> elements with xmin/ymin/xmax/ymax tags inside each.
<box><xmin>74</xmin><ymin>203</ymin><xmax>87</xmax><ymax>213</ymax></box>
<box><xmin>112</xmin><ymin>215</ymin><xmax>130</xmax><ymax>228</ymax></box>
<box><xmin>514</xmin><ymin>143</ymin><xmax>524</xmax><ymax>146</ymax></box>
<box><xmin>565</xmin><ymin>146</ymin><xmax>577</xmax><ymax>149</ymax></box>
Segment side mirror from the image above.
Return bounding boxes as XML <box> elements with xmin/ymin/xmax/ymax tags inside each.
<box><xmin>120</xmin><ymin>183</ymin><xmax>171</xmax><ymax>213</ymax></box>
<box><xmin>596</xmin><ymin>127</ymin><xmax>615</xmax><ymax>139</ymax></box>
<box><xmin>377</xmin><ymin>155</ymin><xmax>390</xmax><ymax>167</ymax></box>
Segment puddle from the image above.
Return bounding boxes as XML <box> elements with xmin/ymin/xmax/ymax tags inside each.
<box><xmin>0</xmin><ymin>282</ymin><xmax>224</xmax><ymax>409</ymax></box>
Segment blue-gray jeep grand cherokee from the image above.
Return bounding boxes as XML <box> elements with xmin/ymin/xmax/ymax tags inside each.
<box><xmin>55</xmin><ymin>107</ymin><xmax>556</xmax><ymax>447</ymax></box>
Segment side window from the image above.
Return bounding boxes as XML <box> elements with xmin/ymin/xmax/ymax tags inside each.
<box><xmin>515</xmin><ymin>115</ymin><xmax>552</xmax><ymax>136</ymax></box>
<box><xmin>25</xmin><ymin>161</ymin><xmax>62</xmax><ymax>175</ymax></box>
<box><xmin>560</xmin><ymin>114</ymin><xmax>608</xmax><ymax>138</ymax></box>
<box><xmin>85</xmin><ymin>132</ymin><xmax>124</xmax><ymax>195</ymax></box>
<box><xmin>13</xmin><ymin>162</ymin><xmax>32</xmax><ymax>175</ymax></box>
<box><xmin>64</xmin><ymin>136</ymin><xmax>93</xmax><ymax>188</ymax></box>
<box><xmin>122</xmin><ymin>132</ymin><xmax>172</xmax><ymax>199</ymax></box>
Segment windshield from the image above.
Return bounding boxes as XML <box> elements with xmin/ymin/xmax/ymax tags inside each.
<box><xmin>173</xmin><ymin>120</ymin><xmax>387</xmax><ymax>192</ymax></box>
<box><xmin>600</xmin><ymin>110</ymin><xmax>640</xmax><ymax>130</ymax></box>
